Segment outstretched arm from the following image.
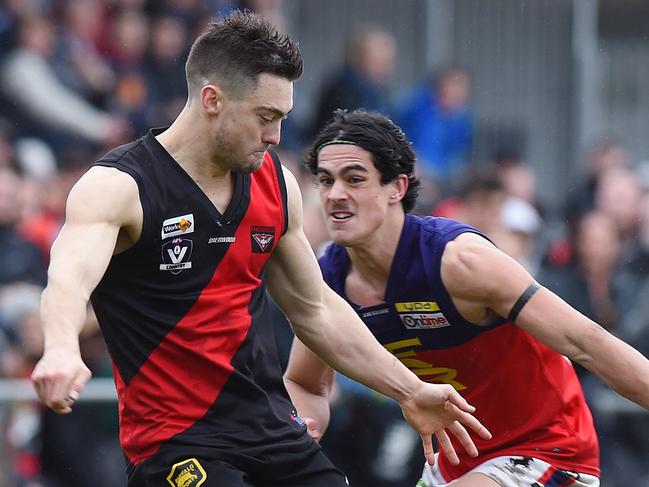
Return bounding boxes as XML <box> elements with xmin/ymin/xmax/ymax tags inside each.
<box><xmin>442</xmin><ymin>232</ymin><xmax>649</xmax><ymax>409</ymax></box>
<box><xmin>31</xmin><ymin>166</ymin><xmax>141</xmax><ymax>413</ymax></box>
<box><xmin>267</xmin><ymin>167</ymin><xmax>491</xmax><ymax>464</ymax></box>
<box><xmin>283</xmin><ymin>337</ymin><xmax>335</xmax><ymax>442</ymax></box>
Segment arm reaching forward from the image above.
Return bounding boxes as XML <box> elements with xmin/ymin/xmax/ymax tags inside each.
<box><xmin>283</xmin><ymin>337</ymin><xmax>335</xmax><ymax>443</ymax></box>
<box><xmin>268</xmin><ymin>167</ymin><xmax>491</xmax><ymax>464</ymax></box>
<box><xmin>442</xmin><ymin>232</ymin><xmax>649</xmax><ymax>410</ymax></box>
<box><xmin>31</xmin><ymin>166</ymin><xmax>141</xmax><ymax>413</ymax></box>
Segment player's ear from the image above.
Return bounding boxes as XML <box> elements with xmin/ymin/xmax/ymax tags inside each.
<box><xmin>390</xmin><ymin>174</ymin><xmax>409</xmax><ymax>203</ymax></box>
<box><xmin>201</xmin><ymin>84</ymin><xmax>224</xmax><ymax>116</ymax></box>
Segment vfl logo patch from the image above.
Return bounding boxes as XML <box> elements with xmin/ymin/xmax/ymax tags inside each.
<box><xmin>251</xmin><ymin>225</ymin><xmax>275</xmax><ymax>253</ymax></box>
<box><xmin>160</xmin><ymin>237</ymin><xmax>193</xmax><ymax>274</ymax></box>
<box><xmin>161</xmin><ymin>213</ymin><xmax>194</xmax><ymax>239</ymax></box>
<box><xmin>166</xmin><ymin>458</ymin><xmax>206</xmax><ymax>487</ymax></box>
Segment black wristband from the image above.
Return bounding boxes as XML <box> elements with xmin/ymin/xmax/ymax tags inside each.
<box><xmin>507</xmin><ymin>282</ymin><xmax>541</xmax><ymax>323</ymax></box>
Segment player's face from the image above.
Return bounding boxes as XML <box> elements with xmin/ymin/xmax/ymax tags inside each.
<box><xmin>214</xmin><ymin>73</ymin><xmax>293</xmax><ymax>173</ymax></box>
<box><xmin>317</xmin><ymin>144</ymin><xmax>399</xmax><ymax>246</ymax></box>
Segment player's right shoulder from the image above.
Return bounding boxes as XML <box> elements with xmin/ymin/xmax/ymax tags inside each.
<box><xmin>66</xmin><ymin>166</ymin><xmax>140</xmax><ymax>225</ymax></box>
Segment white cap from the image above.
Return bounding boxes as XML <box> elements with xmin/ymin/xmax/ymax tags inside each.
<box><xmin>502</xmin><ymin>196</ymin><xmax>541</xmax><ymax>235</ymax></box>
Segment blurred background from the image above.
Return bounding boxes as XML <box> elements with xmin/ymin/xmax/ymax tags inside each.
<box><xmin>1</xmin><ymin>0</ymin><xmax>649</xmax><ymax>485</ymax></box>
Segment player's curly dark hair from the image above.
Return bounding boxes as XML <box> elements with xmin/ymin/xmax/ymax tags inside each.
<box><xmin>185</xmin><ymin>10</ymin><xmax>303</xmax><ymax>98</ymax></box>
<box><xmin>304</xmin><ymin>109</ymin><xmax>421</xmax><ymax>212</ymax></box>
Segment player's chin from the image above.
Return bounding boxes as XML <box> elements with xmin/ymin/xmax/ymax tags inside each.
<box><xmin>328</xmin><ymin>228</ymin><xmax>357</xmax><ymax>247</ymax></box>
<box><xmin>239</xmin><ymin>153</ymin><xmax>265</xmax><ymax>173</ymax></box>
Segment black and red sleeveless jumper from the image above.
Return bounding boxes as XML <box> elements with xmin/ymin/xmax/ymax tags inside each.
<box><xmin>90</xmin><ymin>129</ymin><xmax>311</xmax><ymax>475</ymax></box>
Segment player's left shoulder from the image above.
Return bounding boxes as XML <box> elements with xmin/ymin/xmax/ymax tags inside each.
<box><xmin>444</xmin><ymin>231</ymin><xmax>494</xmax><ymax>261</ymax></box>
<box><xmin>441</xmin><ymin>231</ymin><xmax>511</xmax><ymax>294</ymax></box>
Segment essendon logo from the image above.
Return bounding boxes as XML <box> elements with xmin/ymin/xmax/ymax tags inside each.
<box><xmin>251</xmin><ymin>225</ymin><xmax>275</xmax><ymax>253</ymax></box>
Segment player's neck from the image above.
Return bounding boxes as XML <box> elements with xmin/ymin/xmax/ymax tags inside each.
<box><xmin>157</xmin><ymin>107</ymin><xmax>231</xmax><ymax>181</ymax></box>
<box><xmin>346</xmin><ymin>211</ymin><xmax>405</xmax><ymax>288</ymax></box>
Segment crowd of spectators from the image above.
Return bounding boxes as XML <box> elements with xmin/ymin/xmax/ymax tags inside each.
<box><xmin>0</xmin><ymin>1</ymin><xmax>648</xmax><ymax>486</ymax></box>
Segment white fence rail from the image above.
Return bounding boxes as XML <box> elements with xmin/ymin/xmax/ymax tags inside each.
<box><xmin>0</xmin><ymin>378</ymin><xmax>117</xmax><ymax>402</ymax></box>
<box><xmin>0</xmin><ymin>379</ymin><xmax>645</xmax><ymax>416</ymax></box>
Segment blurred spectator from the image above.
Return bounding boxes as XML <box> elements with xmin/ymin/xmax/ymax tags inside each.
<box><xmin>241</xmin><ymin>0</ymin><xmax>286</xmax><ymax>31</ymax></box>
<box><xmin>53</xmin><ymin>0</ymin><xmax>116</xmax><ymax>105</ymax></box>
<box><xmin>310</xmin><ymin>26</ymin><xmax>396</xmax><ymax>139</ymax></box>
<box><xmin>433</xmin><ymin>166</ymin><xmax>543</xmax><ymax>271</ymax></box>
<box><xmin>488</xmin><ymin>146</ymin><xmax>545</xmax><ymax>272</ymax></box>
<box><xmin>492</xmin><ymin>145</ymin><xmax>540</xmax><ymax>210</ymax></box>
<box><xmin>582</xmin><ymin>193</ymin><xmax>649</xmax><ymax>487</ymax></box>
<box><xmin>433</xmin><ymin>165</ymin><xmax>506</xmax><ymax>239</ymax></box>
<box><xmin>0</xmin><ymin>118</ymin><xmax>18</xmax><ymax>168</ymax></box>
<box><xmin>538</xmin><ymin>210</ymin><xmax>620</xmax><ymax>331</ymax></box>
<box><xmin>0</xmin><ymin>165</ymin><xmax>46</xmax><ymax>286</ymax></box>
<box><xmin>565</xmin><ymin>138</ymin><xmax>631</xmax><ymax>225</ymax></box>
<box><xmin>18</xmin><ymin>165</ymin><xmax>78</xmax><ymax>264</ymax></box>
<box><xmin>500</xmin><ymin>196</ymin><xmax>543</xmax><ymax>274</ymax></box>
<box><xmin>105</xmin><ymin>8</ymin><xmax>149</xmax><ymax>68</ymax></box>
<box><xmin>0</xmin><ymin>15</ymin><xmax>127</xmax><ymax>149</ymax></box>
<box><xmin>155</xmin><ymin>0</ymin><xmax>212</xmax><ymax>36</ymax></box>
<box><xmin>105</xmin><ymin>9</ymin><xmax>151</xmax><ymax>135</ymax></box>
<box><xmin>13</xmin><ymin>137</ymin><xmax>57</xmax><ymax>187</ymax></box>
<box><xmin>594</xmin><ymin>165</ymin><xmax>642</xmax><ymax>243</ymax></box>
<box><xmin>143</xmin><ymin>14</ymin><xmax>188</xmax><ymax>127</ymax></box>
<box><xmin>0</xmin><ymin>0</ymin><xmax>23</xmax><ymax>56</ymax></box>
<box><xmin>0</xmin><ymin>283</ymin><xmax>44</xmax><ymax>377</ymax></box>
<box><xmin>0</xmin><ymin>283</ymin><xmax>45</xmax><ymax>486</ymax></box>
<box><xmin>614</xmin><ymin>192</ymin><xmax>649</xmax><ymax>352</ymax></box>
<box><xmin>396</xmin><ymin>66</ymin><xmax>472</xmax><ymax>191</ymax></box>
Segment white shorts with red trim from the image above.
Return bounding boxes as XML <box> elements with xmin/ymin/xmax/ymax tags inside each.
<box><xmin>418</xmin><ymin>455</ymin><xmax>599</xmax><ymax>487</ymax></box>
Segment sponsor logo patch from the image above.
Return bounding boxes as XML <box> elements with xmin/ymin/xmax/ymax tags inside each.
<box><xmin>208</xmin><ymin>236</ymin><xmax>236</xmax><ymax>244</ymax></box>
<box><xmin>290</xmin><ymin>412</ymin><xmax>306</xmax><ymax>427</ymax></box>
<box><xmin>161</xmin><ymin>214</ymin><xmax>194</xmax><ymax>239</ymax></box>
<box><xmin>160</xmin><ymin>237</ymin><xmax>193</xmax><ymax>274</ymax></box>
<box><xmin>360</xmin><ymin>308</ymin><xmax>390</xmax><ymax>318</ymax></box>
<box><xmin>399</xmin><ymin>312</ymin><xmax>450</xmax><ymax>330</ymax></box>
<box><xmin>251</xmin><ymin>225</ymin><xmax>275</xmax><ymax>253</ymax></box>
<box><xmin>395</xmin><ymin>301</ymin><xmax>440</xmax><ymax>313</ymax></box>
<box><xmin>166</xmin><ymin>458</ymin><xmax>206</xmax><ymax>487</ymax></box>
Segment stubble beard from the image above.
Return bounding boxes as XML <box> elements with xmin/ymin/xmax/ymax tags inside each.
<box><xmin>213</xmin><ymin>128</ymin><xmax>263</xmax><ymax>174</ymax></box>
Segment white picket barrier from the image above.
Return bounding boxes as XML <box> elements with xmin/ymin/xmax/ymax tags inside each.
<box><xmin>0</xmin><ymin>378</ymin><xmax>117</xmax><ymax>402</ymax></box>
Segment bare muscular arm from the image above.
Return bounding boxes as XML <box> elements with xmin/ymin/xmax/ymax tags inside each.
<box><xmin>31</xmin><ymin>166</ymin><xmax>141</xmax><ymax>413</ymax></box>
<box><xmin>283</xmin><ymin>337</ymin><xmax>335</xmax><ymax>442</ymax></box>
<box><xmin>442</xmin><ymin>232</ymin><xmax>649</xmax><ymax>410</ymax></box>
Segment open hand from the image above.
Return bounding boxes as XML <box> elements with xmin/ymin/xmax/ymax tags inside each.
<box><xmin>399</xmin><ymin>382</ymin><xmax>491</xmax><ymax>466</ymax></box>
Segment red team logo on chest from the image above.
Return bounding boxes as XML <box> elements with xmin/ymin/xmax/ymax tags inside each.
<box><xmin>251</xmin><ymin>225</ymin><xmax>275</xmax><ymax>253</ymax></box>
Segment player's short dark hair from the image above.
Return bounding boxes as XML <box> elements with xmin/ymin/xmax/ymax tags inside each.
<box><xmin>305</xmin><ymin>109</ymin><xmax>421</xmax><ymax>213</ymax></box>
<box><xmin>185</xmin><ymin>10</ymin><xmax>303</xmax><ymax>98</ymax></box>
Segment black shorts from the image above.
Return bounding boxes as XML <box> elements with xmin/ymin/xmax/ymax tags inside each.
<box><xmin>128</xmin><ymin>445</ymin><xmax>348</xmax><ymax>487</ymax></box>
